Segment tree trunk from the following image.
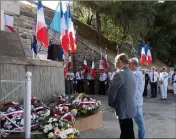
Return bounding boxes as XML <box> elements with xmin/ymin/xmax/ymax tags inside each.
<box><xmin>87</xmin><ymin>14</ymin><xmax>93</xmax><ymax>25</ymax></box>
<box><xmin>96</xmin><ymin>11</ymin><xmax>101</xmax><ymax>44</ymax></box>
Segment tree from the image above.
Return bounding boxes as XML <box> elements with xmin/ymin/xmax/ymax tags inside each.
<box><xmin>147</xmin><ymin>1</ymin><xmax>176</xmax><ymax>66</ymax></box>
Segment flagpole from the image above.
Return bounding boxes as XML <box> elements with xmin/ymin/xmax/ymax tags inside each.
<box><xmin>32</xmin><ymin>51</ymin><xmax>35</xmax><ymax>59</ymax></box>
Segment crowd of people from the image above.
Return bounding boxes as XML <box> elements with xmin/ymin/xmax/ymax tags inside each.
<box><xmin>142</xmin><ymin>66</ymin><xmax>176</xmax><ymax>99</ymax></box>
<box><xmin>108</xmin><ymin>53</ymin><xmax>176</xmax><ymax>139</ymax></box>
<box><xmin>65</xmin><ymin>67</ymin><xmax>116</xmax><ymax>95</ymax></box>
<box><xmin>65</xmin><ymin>52</ymin><xmax>176</xmax><ymax>139</ymax></box>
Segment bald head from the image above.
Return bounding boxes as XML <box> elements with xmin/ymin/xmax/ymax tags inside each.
<box><xmin>114</xmin><ymin>53</ymin><xmax>129</xmax><ymax>69</ymax></box>
<box><xmin>115</xmin><ymin>53</ymin><xmax>129</xmax><ymax>64</ymax></box>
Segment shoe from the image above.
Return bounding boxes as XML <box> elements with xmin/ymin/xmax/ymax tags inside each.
<box><xmin>160</xmin><ymin>98</ymin><xmax>163</xmax><ymax>100</ymax></box>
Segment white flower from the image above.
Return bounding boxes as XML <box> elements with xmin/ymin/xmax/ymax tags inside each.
<box><xmin>48</xmin><ymin>123</ymin><xmax>53</xmax><ymax>130</ymax></box>
<box><xmin>52</xmin><ymin>118</ymin><xmax>57</xmax><ymax>122</ymax></box>
<box><xmin>48</xmin><ymin>118</ymin><xmax>53</xmax><ymax>123</ymax></box>
<box><xmin>45</xmin><ymin>110</ymin><xmax>50</xmax><ymax>117</ymax></box>
<box><xmin>97</xmin><ymin>100</ymin><xmax>101</xmax><ymax>105</ymax></box>
<box><xmin>20</xmin><ymin>118</ymin><xmax>24</xmax><ymax>126</ymax></box>
<box><xmin>55</xmin><ymin>123</ymin><xmax>59</xmax><ymax>127</ymax></box>
<box><xmin>31</xmin><ymin>105</ymin><xmax>34</xmax><ymax>109</ymax></box>
<box><xmin>71</xmin><ymin>109</ymin><xmax>77</xmax><ymax>116</ymax></box>
<box><xmin>43</xmin><ymin>128</ymin><xmax>48</xmax><ymax>133</ymax></box>
<box><xmin>88</xmin><ymin>107</ymin><xmax>92</xmax><ymax>110</ymax></box>
<box><xmin>48</xmin><ymin>132</ymin><xmax>54</xmax><ymax>138</ymax></box>
<box><xmin>7</xmin><ymin>107</ymin><xmax>16</xmax><ymax>112</ymax></box>
<box><xmin>54</xmin><ymin>127</ymin><xmax>59</xmax><ymax>131</ymax></box>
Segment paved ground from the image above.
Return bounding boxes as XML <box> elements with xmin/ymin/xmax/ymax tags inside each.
<box><xmin>80</xmin><ymin>92</ymin><xmax>176</xmax><ymax>138</ymax></box>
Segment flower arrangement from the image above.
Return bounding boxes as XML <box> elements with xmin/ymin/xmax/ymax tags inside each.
<box><xmin>69</xmin><ymin>93</ymin><xmax>101</xmax><ymax>118</ymax></box>
<box><xmin>0</xmin><ymin>101</ymin><xmax>40</xmax><ymax>137</ymax></box>
<box><xmin>0</xmin><ymin>93</ymin><xmax>101</xmax><ymax>138</ymax></box>
<box><xmin>40</xmin><ymin>116</ymin><xmax>79</xmax><ymax>139</ymax></box>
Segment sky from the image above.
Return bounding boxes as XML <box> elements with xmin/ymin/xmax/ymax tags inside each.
<box><xmin>21</xmin><ymin>1</ymin><xmax>164</xmax><ymax>10</ymax></box>
<box><xmin>20</xmin><ymin>1</ymin><xmax>69</xmax><ymax>10</ymax></box>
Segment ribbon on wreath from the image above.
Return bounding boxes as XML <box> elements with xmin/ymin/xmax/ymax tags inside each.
<box><xmin>61</xmin><ymin>112</ymin><xmax>75</xmax><ymax>123</ymax></box>
<box><xmin>78</xmin><ymin>101</ymin><xmax>96</xmax><ymax>105</ymax></box>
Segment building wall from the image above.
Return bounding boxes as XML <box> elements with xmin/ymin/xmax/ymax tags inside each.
<box><xmin>1</xmin><ymin>1</ymin><xmax>20</xmax><ymax>15</ymax></box>
<box><xmin>0</xmin><ymin>57</ymin><xmax>65</xmax><ymax>102</ymax></box>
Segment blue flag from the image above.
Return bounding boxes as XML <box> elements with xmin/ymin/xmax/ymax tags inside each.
<box><xmin>49</xmin><ymin>2</ymin><xmax>61</xmax><ymax>32</ymax></box>
<box><xmin>31</xmin><ymin>35</ymin><xmax>38</xmax><ymax>55</ymax></box>
<box><xmin>144</xmin><ymin>43</ymin><xmax>150</xmax><ymax>55</ymax></box>
<box><xmin>138</xmin><ymin>42</ymin><xmax>145</xmax><ymax>57</ymax></box>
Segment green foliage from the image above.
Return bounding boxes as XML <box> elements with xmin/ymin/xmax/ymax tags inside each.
<box><xmin>73</xmin><ymin>1</ymin><xmax>176</xmax><ymax>66</ymax></box>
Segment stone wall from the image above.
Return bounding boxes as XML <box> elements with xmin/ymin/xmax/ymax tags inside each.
<box><xmin>0</xmin><ymin>57</ymin><xmax>65</xmax><ymax>102</ymax></box>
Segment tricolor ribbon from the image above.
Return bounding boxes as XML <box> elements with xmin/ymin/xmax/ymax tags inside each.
<box><xmin>61</xmin><ymin>112</ymin><xmax>75</xmax><ymax>123</ymax></box>
<box><xmin>78</xmin><ymin>101</ymin><xmax>96</xmax><ymax>105</ymax></box>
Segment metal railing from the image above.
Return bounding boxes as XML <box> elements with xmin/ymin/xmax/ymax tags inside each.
<box><xmin>0</xmin><ymin>72</ymin><xmax>32</xmax><ymax>139</ymax></box>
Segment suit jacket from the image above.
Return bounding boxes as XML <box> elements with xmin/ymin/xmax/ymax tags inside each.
<box><xmin>108</xmin><ymin>66</ymin><xmax>137</xmax><ymax>119</ymax></box>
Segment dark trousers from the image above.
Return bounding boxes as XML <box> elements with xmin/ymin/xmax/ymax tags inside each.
<box><xmin>143</xmin><ymin>82</ymin><xmax>148</xmax><ymax>97</ymax></box>
<box><xmin>89</xmin><ymin>80</ymin><xmax>95</xmax><ymax>94</ymax></box>
<box><xmin>66</xmin><ymin>80</ymin><xmax>73</xmax><ymax>95</ymax></box>
<box><xmin>119</xmin><ymin>118</ymin><xmax>135</xmax><ymax>139</ymax></box>
<box><xmin>150</xmin><ymin>82</ymin><xmax>157</xmax><ymax>97</ymax></box>
<box><xmin>77</xmin><ymin>80</ymin><xmax>84</xmax><ymax>93</ymax></box>
<box><xmin>99</xmin><ymin>81</ymin><xmax>106</xmax><ymax>95</ymax></box>
<box><xmin>73</xmin><ymin>83</ymin><xmax>77</xmax><ymax>92</ymax></box>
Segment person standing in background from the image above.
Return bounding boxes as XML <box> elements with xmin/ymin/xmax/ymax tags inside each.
<box><xmin>143</xmin><ymin>69</ymin><xmax>149</xmax><ymax>98</ymax></box>
<box><xmin>88</xmin><ymin>71</ymin><xmax>95</xmax><ymax>95</ymax></box>
<box><xmin>73</xmin><ymin>70</ymin><xmax>78</xmax><ymax>92</ymax></box>
<box><xmin>159</xmin><ymin>67</ymin><xmax>169</xmax><ymax>100</ymax></box>
<box><xmin>76</xmin><ymin>68</ymin><xmax>85</xmax><ymax>93</ymax></box>
<box><xmin>66</xmin><ymin>69</ymin><xmax>74</xmax><ymax>95</ymax></box>
<box><xmin>108</xmin><ymin>53</ymin><xmax>136</xmax><ymax>139</ymax></box>
<box><xmin>99</xmin><ymin>71</ymin><xmax>107</xmax><ymax>95</ymax></box>
<box><xmin>169</xmin><ymin>68</ymin><xmax>174</xmax><ymax>85</ymax></box>
<box><xmin>149</xmin><ymin>67</ymin><xmax>159</xmax><ymax>98</ymax></box>
<box><xmin>172</xmin><ymin>69</ymin><xmax>176</xmax><ymax>96</ymax></box>
<box><xmin>129</xmin><ymin>58</ymin><xmax>145</xmax><ymax>139</ymax></box>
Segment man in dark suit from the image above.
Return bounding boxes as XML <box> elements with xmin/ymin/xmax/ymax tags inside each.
<box><xmin>108</xmin><ymin>53</ymin><xmax>136</xmax><ymax>139</ymax></box>
<box><xmin>143</xmin><ymin>70</ymin><xmax>149</xmax><ymax>97</ymax></box>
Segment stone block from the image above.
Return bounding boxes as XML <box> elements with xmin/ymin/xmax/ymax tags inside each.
<box><xmin>0</xmin><ymin>31</ymin><xmax>26</xmax><ymax>59</ymax></box>
<box><xmin>73</xmin><ymin>111</ymin><xmax>103</xmax><ymax>132</ymax></box>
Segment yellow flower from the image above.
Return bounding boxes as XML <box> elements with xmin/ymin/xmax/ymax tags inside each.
<box><xmin>61</xmin><ymin>128</ymin><xmax>65</xmax><ymax>131</ymax></box>
<box><xmin>69</xmin><ymin>125</ymin><xmax>72</xmax><ymax>128</ymax></box>
<box><xmin>68</xmin><ymin>134</ymin><xmax>75</xmax><ymax>139</ymax></box>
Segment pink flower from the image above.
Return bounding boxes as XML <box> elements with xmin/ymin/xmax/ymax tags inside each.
<box><xmin>55</xmin><ymin>129</ymin><xmax>61</xmax><ymax>136</ymax></box>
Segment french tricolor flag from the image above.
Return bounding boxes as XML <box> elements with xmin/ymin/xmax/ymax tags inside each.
<box><xmin>104</xmin><ymin>48</ymin><xmax>108</xmax><ymax>70</ymax></box>
<box><xmin>140</xmin><ymin>47</ymin><xmax>146</xmax><ymax>64</ymax></box>
<box><xmin>4</xmin><ymin>14</ymin><xmax>14</xmax><ymax>32</ymax></box>
<box><xmin>146</xmin><ymin>49</ymin><xmax>152</xmax><ymax>65</ymax></box>
<box><xmin>91</xmin><ymin>60</ymin><xmax>96</xmax><ymax>79</ymax></box>
<box><xmin>83</xmin><ymin>56</ymin><xmax>88</xmax><ymax>74</ymax></box>
<box><xmin>60</xmin><ymin>2</ymin><xmax>69</xmax><ymax>53</ymax></box>
<box><xmin>36</xmin><ymin>0</ymin><xmax>48</xmax><ymax>47</ymax></box>
<box><xmin>67</xmin><ymin>5</ymin><xmax>77</xmax><ymax>54</ymax></box>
